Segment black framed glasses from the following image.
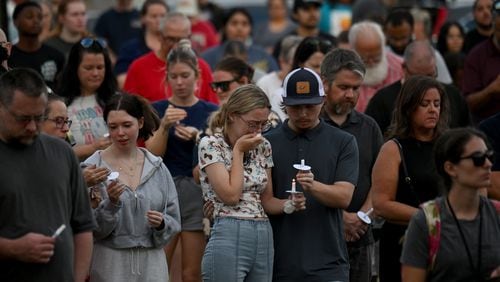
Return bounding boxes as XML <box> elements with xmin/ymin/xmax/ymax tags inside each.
<box><xmin>459</xmin><ymin>150</ymin><xmax>495</xmax><ymax>167</ymax></box>
<box><xmin>238</xmin><ymin>116</ymin><xmax>272</xmax><ymax>133</ymax></box>
<box><xmin>210</xmin><ymin>78</ymin><xmax>238</xmax><ymax>92</ymax></box>
<box><xmin>46</xmin><ymin>117</ymin><xmax>72</xmax><ymax>129</ymax></box>
<box><xmin>80</xmin><ymin>37</ymin><xmax>107</xmax><ymax>49</ymax></box>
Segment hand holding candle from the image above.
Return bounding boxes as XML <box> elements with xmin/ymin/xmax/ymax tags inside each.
<box><xmin>357</xmin><ymin>208</ymin><xmax>373</xmax><ymax>224</ymax></box>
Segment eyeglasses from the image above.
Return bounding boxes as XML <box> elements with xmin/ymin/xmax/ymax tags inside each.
<box><xmin>210</xmin><ymin>78</ymin><xmax>238</xmax><ymax>92</ymax></box>
<box><xmin>80</xmin><ymin>37</ymin><xmax>107</xmax><ymax>49</ymax></box>
<box><xmin>238</xmin><ymin>115</ymin><xmax>272</xmax><ymax>132</ymax></box>
<box><xmin>459</xmin><ymin>150</ymin><xmax>495</xmax><ymax>167</ymax></box>
<box><xmin>162</xmin><ymin>35</ymin><xmax>189</xmax><ymax>43</ymax></box>
<box><xmin>5</xmin><ymin>107</ymin><xmax>46</xmax><ymax>125</ymax></box>
<box><xmin>46</xmin><ymin>117</ymin><xmax>72</xmax><ymax>129</ymax></box>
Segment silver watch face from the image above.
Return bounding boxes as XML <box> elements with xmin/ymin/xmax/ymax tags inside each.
<box><xmin>284</xmin><ymin>202</ymin><xmax>295</xmax><ymax>214</ymax></box>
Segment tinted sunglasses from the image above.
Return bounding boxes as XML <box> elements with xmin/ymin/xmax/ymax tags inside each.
<box><xmin>80</xmin><ymin>37</ymin><xmax>107</xmax><ymax>49</ymax></box>
<box><xmin>210</xmin><ymin>78</ymin><xmax>238</xmax><ymax>92</ymax></box>
<box><xmin>459</xmin><ymin>150</ymin><xmax>495</xmax><ymax>167</ymax></box>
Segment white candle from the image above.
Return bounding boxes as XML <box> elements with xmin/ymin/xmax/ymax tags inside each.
<box><xmin>301</xmin><ymin>159</ymin><xmax>305</xmax><ymax>166</ymax></box>
<box><xmin>365</xmin><ymin>208</ymin><xmax>374</xmax><ymax>216</ymax></box>
<box><xmin>292</xmin><ymin>179</ymin><xmax>296</xmax><ymax>193</ymax></box>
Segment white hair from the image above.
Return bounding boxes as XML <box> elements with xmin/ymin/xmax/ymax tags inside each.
<box><xmin>348</xmin><ymin>21</ymin><xmax>385</xmax><ymax>50</ymax></box>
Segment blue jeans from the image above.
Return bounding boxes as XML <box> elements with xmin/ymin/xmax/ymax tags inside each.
<box><xmin>202</xmin><ymin>217</ymin><xmax>274</xmax><ymax>282</ymax></box>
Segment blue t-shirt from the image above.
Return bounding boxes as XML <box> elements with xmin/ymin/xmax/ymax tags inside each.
<box><xmin>94</xmin><ymin>8</ymin><xmax>142</xmax><ymax>54</ymax></box>
<box><xmin>114</xmin><ymin>35</ymin><xmax>150</xmax><ymax>75</ymax></box>
<box><xmin>152</xmin><ymin>100</ymin><xmax>218</xmax><ymax>177</ymax></box>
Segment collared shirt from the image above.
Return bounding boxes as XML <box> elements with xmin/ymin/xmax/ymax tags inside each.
<box><xmin>321</xmin><ymin>111</ymin><xmax>383</xmax><ymax>212</ymax></box>
<box><xmin>265</xmin><ymin>120</ymin><xmax>358</xmax><ymax>281</ymax></box>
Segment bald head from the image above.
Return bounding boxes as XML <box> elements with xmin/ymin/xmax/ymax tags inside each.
<box><xmin>403</xmin><ymin>40</ymin><xmax>437</xmax><ymax>79</ymax></box>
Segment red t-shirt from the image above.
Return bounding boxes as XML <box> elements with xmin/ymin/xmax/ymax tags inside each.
<box><xmin>124</xmin><ymin>51</ymin><xmax>219</xmax><ymax>104</ymax></box>
<box><xmin>191</xmin><ymin>20</ymin><xmax>219</xmax><ymax>54</ymax></box>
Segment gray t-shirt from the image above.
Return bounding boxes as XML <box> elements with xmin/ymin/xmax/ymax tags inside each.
<box><xmin>401</xmin><ymin>197</ymin><xmax>500</xmax><ymax>282</ymax></box>
<box><xmin>0</xmin><ymin>134</ymin><xmax>95</xmax><ymax>281</ymax></box>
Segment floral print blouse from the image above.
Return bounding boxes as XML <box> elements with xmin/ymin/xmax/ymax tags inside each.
<box><xmin>198</xmin><ymin>133</ymin><xmax>273</xmax><ymax>219</ymax></box>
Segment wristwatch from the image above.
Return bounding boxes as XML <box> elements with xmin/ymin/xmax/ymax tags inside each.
<box><xmin>283</xmin><ymin>200</ymin><xmax>295</xmax><ymax>214</ymax></box>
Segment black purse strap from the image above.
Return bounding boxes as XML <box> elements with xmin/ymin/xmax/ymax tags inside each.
<box><xmin>392</xmin><ymin>138</ymin><xmax>422</xmax><ymax>205</ymax></box>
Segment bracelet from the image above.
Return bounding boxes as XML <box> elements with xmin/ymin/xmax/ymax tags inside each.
<box><xmin>283</xmin><ymin>200</ymin><xmax>295</xmax><ymax>214</ymax></box>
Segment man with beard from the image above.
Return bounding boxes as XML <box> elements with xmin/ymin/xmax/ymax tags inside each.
<box><xmin>272</xmin><ymin>0</ymin><xmax>337</xmax><ymax>62</ymax></box>
<box><xmin>8</xmin><ymin>1</ymin><xmax>65</xmax><ymax>90</ymax></box>
<box><xmin>0</xmin><ymin>28</ymin><xmax>12</xmax><ymax>75</ymax></box>
<box><xmin>320</xmin><ymin>48</ymin><xmax>383</xmax><ymax>282</ymax></box>
<box><xmin>0</xmin><ymin>68</ymin><xmax>94</xmax><ymax>282</ymax></box>
<box><xmin>464</xmin><ymin>0</ymin><xmax>494</xmax><ymax>54</ymax></box>
<box><xmin>264</xmin><ymin>67</ymin><xmax>358</xmax><ymax>281</ymax></box>
<box><xmin>349</xmin><ymin>21</ymin><xmax>403</xmax><ymax>112</ymax></box>
<box><xmin>463</xmin><ymin>0</ymin><xmax>500</xmax><ymax>123</ymax></box>
<box><xmin>365</xmin><ymin>40</ymin><xmax>471</xmax><ymax>134</ymax></box>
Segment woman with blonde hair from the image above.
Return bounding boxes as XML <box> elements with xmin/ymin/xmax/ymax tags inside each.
<box><xmin>146</xmin><ymin>39</ymin><xmax>218</xmax><ymax>282</ymax></box>
<box><xmin>199</xmin><ymin>84</ymin><xmax>305</xmax><ymax>281</ymax></box>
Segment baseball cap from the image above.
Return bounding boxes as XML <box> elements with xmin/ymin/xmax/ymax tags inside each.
<box><xmin>282</xmin><ymin>68</ymin><xmax>325</xmax><ymax>106</ymax></box>
<box><xmin>293</xmin><ymin>0</ymin><xmax>322</xmax><ymax>12</ymax></box>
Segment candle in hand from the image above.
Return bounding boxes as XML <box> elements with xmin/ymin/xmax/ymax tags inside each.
<box><xmin>301</xmin><ymin>159</ymin><xmax>305</xmax><ymax>166</ymax></box>
<box><xmin>292</xmin><ymin>179</ymin><xmax>296</xmax><ymax>193</ymax></box>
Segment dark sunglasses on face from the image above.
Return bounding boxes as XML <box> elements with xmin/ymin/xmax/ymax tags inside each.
<box><xmin>46</xmin><ymin>117</ymin><xmax>72</xmax><ymax>129</ymax></box>
<box><xmin>80</xmin><ymin>37</ymin><xmax>107</xmax><ymax>49</ymax></box>
<box><xmin>210</xmin><ymin>78</ymin><xmax>238</xmax><ymax>92</ymax></box>
<box><xmin>459</xmin><ymin>150</ymin><xmax>495</xmax><ymax>167</ymax></box>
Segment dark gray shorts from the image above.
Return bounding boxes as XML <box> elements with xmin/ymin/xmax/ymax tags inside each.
<box><xmin>174</xmin><ymin>175</ymin><xmax>204</xmax><ymax>231</ymax></box>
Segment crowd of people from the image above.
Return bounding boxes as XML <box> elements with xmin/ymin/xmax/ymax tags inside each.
<box><xmin>1</xmin><ymin>0</ymin><xmax>500</xmax><ymax>281</ymax></box>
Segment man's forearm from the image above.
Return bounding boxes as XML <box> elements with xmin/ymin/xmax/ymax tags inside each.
<box><xmin>73</xmin><ymin>232</ymin><xmax>93</xmax><ymax>282</ymax></box>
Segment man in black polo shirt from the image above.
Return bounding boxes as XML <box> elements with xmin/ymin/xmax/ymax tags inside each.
<box><xmin>265</xmin><ymin>67</ymin><xmax>358</xmax><ymax>281</ymax></box>
<box><xmin>320</xmin><ymin>48</ymin><xmax>383</xmax><ymax>282</ymax></box>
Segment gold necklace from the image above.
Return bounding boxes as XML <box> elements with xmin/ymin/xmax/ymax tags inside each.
<box><xmin>117</xmin><ymin>150</ymin><xmax>140</xmax><ymax>177</ymax></box>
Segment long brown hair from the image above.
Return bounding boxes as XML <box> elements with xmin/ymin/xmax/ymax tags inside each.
<box><xmin>386</xmin><ymin>75</ymin><xmax>449</xmax><ymax>140</ymax></box>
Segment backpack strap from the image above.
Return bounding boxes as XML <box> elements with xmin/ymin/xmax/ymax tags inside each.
<box><xmin>491</xmin><ymin>199</ymin><xmax>500</xmax><ymax>213</ymax></box>
<box><xmin>421</xmin><ymin>199</ymin><xmax>441</xmax><ymax>273</ymax></box>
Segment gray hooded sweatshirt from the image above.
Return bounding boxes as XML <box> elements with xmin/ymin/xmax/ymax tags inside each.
<box><xmin>84</xmin><ymin>148</ymin><xmax>181</xmax><ymax>249</ymax></box>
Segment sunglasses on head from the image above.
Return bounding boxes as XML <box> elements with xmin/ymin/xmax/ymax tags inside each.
<box><xmin>459</xmin><ymin>150</ymin><xmax>495</xmax><ymax>167</ymax></box>
<box><xmin>210</xmin><ymin>78</ymin><xmax>239</xmax><ymax>92</ymax></box>
<box><xmin>80</xmin><ymin>37</ymin><xmax>107</xmax><ymax>49</ymax></box>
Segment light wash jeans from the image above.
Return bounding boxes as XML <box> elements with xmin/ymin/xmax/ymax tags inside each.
<box><xmin>202</xmin><ymin>217</ymin><xmax>274</xmax><ymax>282</ymax></box>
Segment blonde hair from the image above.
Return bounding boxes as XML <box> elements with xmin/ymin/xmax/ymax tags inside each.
<box><xmin>208</xmin><ymin>84</ymin><xmax>271</xmax><ymax>133</ymax></box>
<box><xmin>166</xmin><ymin>39</ymin><xmax>199</xmax><ymax>77</ymax></box>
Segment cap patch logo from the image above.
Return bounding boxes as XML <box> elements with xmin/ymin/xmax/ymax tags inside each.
<box><xmin>296</xmin><ymin>81</ymin><xmax>310</xmax><ymax>94</ymax></box>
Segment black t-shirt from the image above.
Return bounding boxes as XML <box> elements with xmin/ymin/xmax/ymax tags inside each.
<box><xmin>0</xmin><ymin>134</ymin><xmax>95</xmax><ymax>281</ymax></box>
<box><xmin>8</xmin><ymin>44</ymin><xmax>65</xmax><ymax>90</ymax></box>
<box><xmin>463</xmin><ymin>29</ymin><xmax>490</xmax><ymax>54</ymax></box>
